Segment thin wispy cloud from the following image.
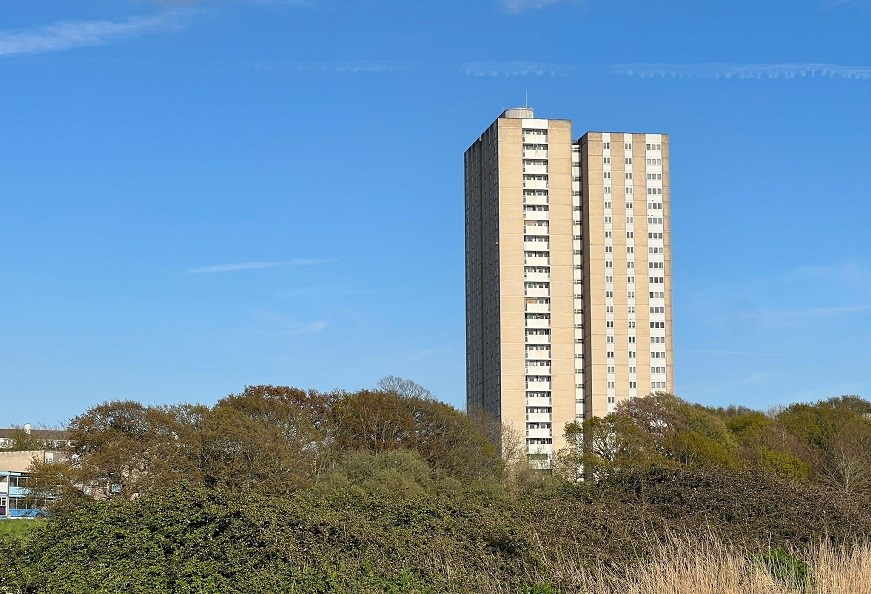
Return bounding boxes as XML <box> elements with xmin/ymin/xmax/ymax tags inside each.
<box><xmin>254</xmin><ymin>312</ymin><xmax>329</xmax><ymax>336</ymax></box>
<box><xmin>0</xmin><ymin>12</ymin><xmax>187</xmax><ymax>57</ymax></box>
<box><xmin>685</xmin><ymin>372</ymin><xmax>772</xmax><ymax>398</ymax></box>
<box><xmin>690</xmin><ymin>349</ymin><xmax>781</xmax><ymax>357</ymax></box>
<box><xmin>764</xmin><ymin>304</ymin><xmax>871</xmax><ymax>320</ymax></box>
<box><xmin>460</xmin><ymin>61</ymin><xmax>572</xmax><ymax>77</ymax></box>
<box><xmin>282</xmin><ymin>320</ymin><xmax>328</xmax><ymax>335</ymax></box>
<box><xmin>612</xmin><ymin>62</ymin><xmax>871</xmax><ymax>80</ymax></box>
<box><xmin>246</xmin><ymin>60</ymin><xmax>408</xmax><ymax>74</ymax></box>
<box><xmin>279</xmin><ymin>285</ymin><xmax>376</xmax><ymax>297</ymax></box>
<box><xmin>788</xmin><ymin>263</ymin><xmax>871</xmax><ymax>295</ymax></box>
<box><xmin>821</xmin><ymin>0</ymin><xmax>858</xmax><ymax>9</ymax></box>
<box><xmin>187</xmin><ymin>259</ymin><xmax>334</xmax><ymax>274</ymax></box>
<box><xmin>501</xmin><ymin>0</ymin><xmax>573</xmax><ymax>14</ymax></box>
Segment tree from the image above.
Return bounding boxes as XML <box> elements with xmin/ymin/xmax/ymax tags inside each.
<box><xmin>720</xmin><ymin>407</ymin><xmax>810</xmax><ymax>479</ymax></box>
<box><xmin>67</xmin><ymin>401</ymin><xmax>203</xmax><ymax>500</ymax></box>
<box><xmin>776</xmin><ymin>395</ymin><xmax>871</xmax><ymax>498</ymax></box>
<box><xmin>570</xmin><ymin>414</ymin><xmax>669</xmax><ymax>478</ymax></box>
<box><xmin>332</xmin><ymin>390</ymin><xmax>417</xmax><ymax>454</ymax></box>
<box><xmin>332</xmin><ymin>390</ymin><xmax>502</xmax><ymax>481</ymax></box>
<box><xmin>376</xmin><ymin>375</ymin><xmax>435</xmax><ymax>400</ymax></box>
<box><xmin>199</xmin><ymin>386</ymin><xmax>336</xmax><ymax>494</ymax></box>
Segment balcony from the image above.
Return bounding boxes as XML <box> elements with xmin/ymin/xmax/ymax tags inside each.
<box><xmin>524</xmin><ymin>241</ymin><xmax>548</xmax><ymax>252</ymax></box>
<box><xmin>524</xmin><ymin>272</ymin><xmax>549</xmax><ymax>283</ymax></box>
<box><xmin>523</xmin><ymin>194</ymin><xmax>548</xmax><ymax>206</ymax></box>
<box><xmin>525</xmin><ymin>334</ymin><xmax>550</xmax><ymax>347</ymax></box>
<box><xmin>526</xmin><ymin>365</ymin><xmax>551</xmax><ymax>376</ymax></box>
<box><xmin>523</xmin><ymin>163</ymin><xmax>548</xmax><ymax>175</ymax></box>
<box><xmin>525</xmin><ymin>302</ymin><xmax>550</xmax><ymax>314</ymax></box>
<box><xmin>526</xmin><ymin>427</ymin><xmax>552</xmax><ymax>439</ymax></box>
<box><xmin>525</xmin><ymin>395</ymin><xmax>552</xmax><ymax>406</ymax></box>
<box><xmin>525</xmin><ymin>255</ymin><xmax>549</xmax><ymax>265</ymax></box>
<box><xmin>525</xmin><ymin>287</ymin><xmax>550</xmax><ymax>299</ymax></box>
<box><xmin>523</xmin><ymin>149</ymin><xmax>548</xmax><ymax>159</ymax></box>
<box><xmin>525</xmin><ymin>317</ymin><xmax>550</xmax><ymax>329</ymax></box>
<box><xmin>526</xmin><ymin>380</ymin><xmax>551</xmax><ymax>391</ymax></box>
<box><xmin>524</xmin><ymin>210</ymin><xmax>550</xmax><ymax>222</ymax></box>
<box><xmin>523</xmin><ymin>179</ymin><xmax>549</xmax><ymax>191</ymax></box>
<box><xmin>525</xmin><ymin>348</ymin><xmax>551</xmax><ymax>360</ymax></box>
<box><xmin>526</xmin><ymin>412</ymin><xmax>552</xmax><ymax>423</ymax></box>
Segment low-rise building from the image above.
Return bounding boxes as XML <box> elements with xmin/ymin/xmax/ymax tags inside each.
<box><xmin>0</xmin><ymin>450</ymin><xmax>64</xmax><ymax>518</ymax></box>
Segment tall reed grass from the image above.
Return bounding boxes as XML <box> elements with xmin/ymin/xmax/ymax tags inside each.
<box><xmin>534</xmin><ymin>534</ymin><xmax>871</xmax><ymax>594</ymax></box>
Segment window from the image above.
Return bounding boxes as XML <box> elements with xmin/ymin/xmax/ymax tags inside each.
<box><xmin>603</xmin><ymin>142</ymin><xmax>610</xmax><ymax>149</ymax></box>
<box><xmin>603</xmin><ymin>157</ymin><xmax>611</xmax><ymax>164</ymax></box>
<box><xmin>625</xmin><ymin>157</ymin><xmax>632</xmax><ymax>165</ymax></box>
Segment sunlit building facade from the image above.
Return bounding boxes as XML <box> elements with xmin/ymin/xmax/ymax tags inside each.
<box><xmin>465</xmin><ymin>108</ymin><xmax>673</xmax><ymax>461</ymax></box>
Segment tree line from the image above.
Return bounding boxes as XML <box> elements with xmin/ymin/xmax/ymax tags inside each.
<box><xmin>25</xmin><ymin>378</ymin><xmax>502</xmax><ymax>507</ymax></box>
<box><xmin>557</xmin><ymin>392</ymin><xmax>871</xmax><ymax>501</ymax></box>
<box><xmin>3</xmin><ymin>382</ymin><xmax>870</xmax><ymax>592</ymax></box>
<box><xmin>18</xmin><ymin>381</ymin><xmax>871</xmax><ymax>509</ymax></box>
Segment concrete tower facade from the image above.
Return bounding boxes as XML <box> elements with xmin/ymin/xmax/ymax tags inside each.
<box><xmin>465</xmin><ymin>108</ymin><xmax>673</xmax><ymax>461</ymax></box>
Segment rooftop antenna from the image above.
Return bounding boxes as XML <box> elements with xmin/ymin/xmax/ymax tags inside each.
<box><xmin>524</xmin><ymin>91</ymin><xmax>529</xmax><ymax>108</ymax></box>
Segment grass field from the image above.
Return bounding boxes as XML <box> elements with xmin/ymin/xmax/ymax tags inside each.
<box><xmin>0</xmin><ymin>520</ymin><xmax>46</xmax><ymax>540</ymax></box>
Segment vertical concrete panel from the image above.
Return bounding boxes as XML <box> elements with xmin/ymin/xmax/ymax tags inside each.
<box><xmin>546</xmin><ymin>120</ymin><xmax>575</xmax><ymax>452</ymax></box>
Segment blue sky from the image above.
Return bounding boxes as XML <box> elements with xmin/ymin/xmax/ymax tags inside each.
<box><xmin>1</xmin><ymin>0</ymin><xmax>870</xmax><ymax>426</ymax></box>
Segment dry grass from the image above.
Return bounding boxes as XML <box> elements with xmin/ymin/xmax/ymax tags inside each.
<box><xmin>535</xmin><ymin>534</ymin><xmax>871</xmax><ymax>594</ymax></box>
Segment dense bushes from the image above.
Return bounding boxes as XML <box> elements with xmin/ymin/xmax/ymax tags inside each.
<box><xmin>3</xmin><ymin>465</ymin><xmax>869</xmax><ymax>593</ymax></box>
<box><xmin>4</xmin><ymin>387</ymin><xmax>870</xmax><ymax>592</ymax></box>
